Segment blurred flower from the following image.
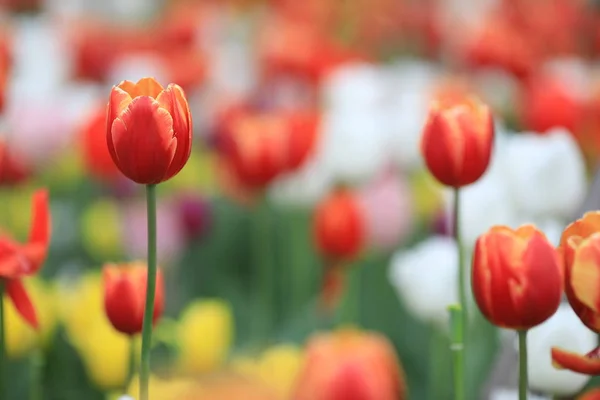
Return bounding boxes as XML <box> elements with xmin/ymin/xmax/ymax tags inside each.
<box><xmin>79</xmin><ymin>105</ymin><xmax>122</xmax><ymax>183</ymax></box>
<box><xmin>176</xmin><ymin>299</ymin><xmax>233</xmax><ymax>375</ymax></box>
<box><xmin>120</xmin><ymin>199</ymin><xmax>185</xmax><ymax>263</ymax></box>
<box><xmin>81</xmin><ymin>199</ymin><xmax>124</xmax><ymax>261</ymax></box>
<box><xmin>313</xmin><ymin>188</ymin><xmax>365</xmax><ymax>261</ymax></box>
<box><xmin>58</xmin><ymin>273</ymin><xmax>131</xmax><ymax>390</ymax></box>
<box><xmin>106</xmin><ymin>77</ymin><xmax>192</xmax><ymax>184</ymax></box>
<box><xmin>0</xmin><ymin>140</ymin><xmax>30</xmax><ymax>186</ymax></box>
<box><xmin>579</xmin><ymin>388</ymin><xmax>600</xmax><ymax>400</ymax></box>
<box><xmin>103</xmin><ymin>262</ymin><xmax>165</xmax><ymax>335</ymax></box>
<box><xmin>472</xmin><ymin>225</ymin><xmax>562</xmax><ymax>330</ymax></box>
<box><xmin>503</xmin><ymin>129</ymin><xmax>586</xmax><ymax>219</ymax></box>
<box><xmin>489</xmin><ymin>388</ymin><xmax>548</xmax><ymax>400</ymax></box>
<box><xmin>519</xmin><ymin>304</ymin><xmax>594</xmax><ymax>396</ymax></box>
<box><xmin>421</xmin><ymin>95</ymin><xmax>494</xmax><ymax>188</ymax></box>
<box><xmin>175</xmin><ymin>194</ymin><xmax>213</xmax><ymax>242</ymax></box>
<box><xmin>389</xmin><ymin>236</ymin><xmax>458</xmax><ymax>327</ymax></box>
<box><xmin>409</xmin><ymin>170</ymin><xmax>444</xmax><ymax>222</ymax></box>
<box><xmin>192</xmin><ymin>374</ymin><xmax>280</xmax><ymax>400</ymax></box>
<box><xmin>358</xmin><ymin>169</ymin><xmax>413</xmax><ymax>250</ymax></box>
<box><xmin>5</xmin><ymin>278</ymin><xmax>56</xmax><ymax>359</ymax></box>
<box><xmin>127</xmin><ymin>374</ymin><xmax>197</xmax><ymax>400</ymax></box>
<box><xmin>292</xmin><ymin>328</ymin><xmax>406</xmax><ymax>400</ymax></box>
<box><xmin>231</xmin><ymin>344</ymin><xmax>303</xmax><ymax>398</ymax></box>
<box><xmin>0</xmin><ymin>189</ymin><xmax>50</xmax><ymax>328</ymax></box>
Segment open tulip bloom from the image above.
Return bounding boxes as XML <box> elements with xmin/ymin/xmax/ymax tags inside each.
<box><xmin>106</xmin><ymin>77</ymin><xmax>192</xmax><ymax>400</ymax></box>
<box><xmin>552</xmin><ymin>212</ymin><xmax>600</xmax><ymax>374</ymax></box>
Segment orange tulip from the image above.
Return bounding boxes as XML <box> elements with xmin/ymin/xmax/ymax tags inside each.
<box><xmin>292</xmin><ymin>329</ymin><xmax>407</xmax><ymax>400</ymax></box>
<box><xmin>103</xmin><ymin>263</ymin><xmax>165</xmax><ymax>335</ymax></box>
<box><xmin>106</xmin><ymin>77</ymin><xmax>192</xmax><ymax>185</ymax></box>
<box><xmin>552</xmin><ymin>213</ymin><xmax>600</xmax><ymax>374</ymax></box>
<box><xmin>578</xmin><ymin>388</ymin><xmax>600</xmax><ymax>400</ymax></box>
<box><xmin>0</xmin><ymin>190</ymin><xmax>50</xmax><ymax>328</ymax></box>
<box><xmin>472</xmin><ymin>225</ymin><xmax>562</xmax><ymax>330</ymax></box>
<box><xmin>420</xmin><ymin>95</ymin><xmax>494</xmax><ymax>188</ymax></box>
<box><xmin>313</xmin><ymin>189</ymin><xmax>365</xmax><ymax>261</ymax></box>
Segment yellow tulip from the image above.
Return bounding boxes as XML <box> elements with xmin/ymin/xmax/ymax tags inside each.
<box><xmin>81</xmin><ymin>199</ymin><xmax>123</xmax><ymax>261</ymax></box>
<box><xmin>5</xmin><ymin>278</ymin><xmax>57</xmax><ymax>359</ymax></box>
<box><xmin>176</xmin><ymin>299</ymin><xmax>233</xmax><ymax>375</ymax></box>
<box><xmin>57</xmin><ymin>273</ymin><xmax>133</xmax><ymax>390</ymax></box>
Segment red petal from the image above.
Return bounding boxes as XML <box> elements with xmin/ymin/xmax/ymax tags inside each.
<box><xmin>106</xmin><ymin>86</ymin><xmax>133</xmax><ymax>166</ymax></box>
<box><xmin>6</xmin><ymin>279</ymin><xmax>38</xmax><ymax>329</ymax></box>
<box><xmin>0</xmin><ymin>239</ymin><xmax>30</xmax><ymax>278</ymax></box>
<box><xmin>103</xmin><ymin>267</ymin><xmax>143</xmax><ymax>335</ymax></box>
<box><xmin>21</xmin><ymin>189</ymin><xmax>50</xmax><ymax>274</ymax></box>
<box><xmin>110</xmin><ymin>96</ymin><xmax>177</xmax><ymax>184</ymax></box>
<box><xmin>157</xmin><ymin>84</ymin><xmax>192</xmax><ymax>181</ymax></box>
<box><xmin>551</xmin><ymin>346</ymin><xmax>600</xmax><ymax>375</ymax></box>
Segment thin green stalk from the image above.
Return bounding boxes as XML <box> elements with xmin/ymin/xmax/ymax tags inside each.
<box><xmin>518</xmin><ymin>330</ymin><xmax>528</xmax><ymax>400</ymax></box>
<box><xmin>140</xmin><ymin>184</ymin><xmax>157</xmax><ymax>400</ymax></box>
<box><xmin>452</xmin><ymin>188</ymin><xmax>467</xmax><ymax>398</ymax></box>
<box><xmin>30</xmin><ymin>349</ymin><xmax>44</xmax><ymax>400</ymax></box>
<box><xmin>252</xmin><ymin>199</ymin><xmax>273</xmax><ymax>342</ymax></box>
<box><xmin>449</xmin><ymin>305</ymin><xmax>465</xmax><ymax>400</ymax></box>
<box><xmin>123</xmin><ymin>337</ymin><xmax>136</xmax><ymax>395</ymax></box>
<box><xmin>429</xmin><ymin>329</ymin><xmax>448</xmax><ymax>400</ymax></box>
<box><xmin>289</xmin><ymin>210</ymin><xmax>304</xmax><ymax>314</ymax></box>
<box><xmin>341</xmin><ymin>266</ymin><xmax>360</xmax><ymax>325</ymax></box>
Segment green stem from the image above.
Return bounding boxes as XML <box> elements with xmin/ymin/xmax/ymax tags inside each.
<box><xmin>341</xmin><ymin>266</ymin><xmax>359</xmax><ymax>325</ymax></box>
<box><xmin>123</xmin><ymin>337</ymin><xmax>136</xmax><ymax>395</ymax></box>
<box><xmin>449</xmin><ymin>305</ymin><xmax>465</xmax><ymax>400</ymax></box>
<box><xmin>140</xmin><ymin>184</ymin><xmax>157</xmax><ymax>400</ymax></box>
<box><xmin>429</xmin><ymin>329</ymin><xmax>448</xmax><ymax>400</ymax></box>
<box><xmin>518</xmin><ymin>330</ymin><xmax>528</xmax><ymax>400</ymax></box>
<box><xmin>30</xmin><ymin>349</ymin><xmax>44</xmax><ymax>400</ymax></box>
<box><xmin>252</xmin><ymin>199</ymin><xmax>272</xmax><ymax>342</ymax></box>
<box><xmin>453</xmin><ymin>188</ymin><xmax>467</xmax><ymax>398</ymax></box>
<box><xmin>289</xmin><ymin>210</ymin><xmax>304</xmax><ymax>315</ymax></box>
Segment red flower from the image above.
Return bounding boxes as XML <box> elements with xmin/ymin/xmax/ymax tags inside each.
<box><xmin>313</xmin><ymin>189</ymin><xmax>365</xmax><ymax>261</ymax></box>
<box><xmin>103</xmin><ymin>262</ymin><xmax>165</xmax><ymax>335</ymax></box>
<box><xmin>0</xmin><ymin>141</ymin><xmax>30</xmax><ymax>186</ymax></box>
<box><xmin>285</xmin><ymin>110</ymin><xmax>319</xmax><ymax>170</ymax></box>
<box><xmin>106</xmin><ymin>77</ymin><xmax>193</xmax><ymax>184</ymax></box>
<box><xmin>292</xmin><ymin>329</ymin><xmax>407</xmax><ymax>400</ymax></box>
<box><xmin>80</xmin><ymin>106</ymin><xmax>122</xmax><ymax>183</ymax></box>
<box><xmin>420</xmin><ymin>95</ymin><xmax>494</xmax><ymax>188</ymax></box>
<box><xmin>472</xmin><ymin>224</ymin><xmax>562</xmax><ymax>330</ymax></box>
<box><xmin>0</xmin><ymin>190</ymin><xmax>50</xmax><ymax>329</ymax></box>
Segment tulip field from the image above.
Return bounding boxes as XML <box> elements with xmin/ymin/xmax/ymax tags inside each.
<box><xmin>4</xmin><ymin>0</ymin><xmax>600</xmax><ymax>399</ymax></box>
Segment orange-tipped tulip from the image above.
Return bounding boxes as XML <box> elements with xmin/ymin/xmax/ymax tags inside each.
<box><xmin>551</xmin><ymin>224</ymin><xmax>600</xmax><ymax>375</ymax></box>
<box><xmin>472</xmin><ymin>225</ymin><xmax>562</xmax><ymax>330</ymax></box>
<box><xmin>103</xmin><ymin>263</ymin><xmax>165</xmax><ymax>335</ymax></box>
<box><xmin>292</xmin><ymin>329</ymin><xmax>407</xmax><ymax>400</ymax></box>
<box><xmin>106</xmin><ymin>77</ymin><xmax>192</xmax><ymax>184</ymax></box>
<box><xmin>420</xmin><ymin>95</ymin><xmax>494</xmax><ymax>188</ymax></box>
<box><xmin>578</xmin><ymin>388</ymin><xmax>600</xmax><ymax>399</ymax></box>
<box><xmin>0</xmin><ymin>190</ymin><xmax>50</xmax><ymax>329</ymax></box>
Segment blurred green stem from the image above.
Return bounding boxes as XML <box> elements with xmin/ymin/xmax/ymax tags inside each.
<box><xmin>518</xmin><ymin>330</ymin><xmax>528</xmax><ymax>400</ymax></box>
<box><xmin>341</xmin><ymin>267</ymin><xmax>360</xmax><ymax>325</ymax></box>
<box><xmin>453</xmin><ymin>188</ymin><xmax>467</xmax><ymax>398</ymax></box>
<box><xmin>123</xmin><ymin>337</ymin><xmax>136</xmax><ymax>395</ymax></box>
<box><xmin>449</xmin><ymin>306</ymin><xmax>465</xmax><ymax>400</ymax></box>
<box><xmin>253</xmin><ymin>199</ymin><xmax>273</xmax><ymax>341</ymax></box>
<box><xmin>289</xmin><ymin>209</ymin><xmax>306</xmax><ymax>314</ymax></box>
<box><xmin>429</xmin><ymin>329</ymin><xmax>447</xmax><ymax>400</ymax></box>
<box><xmin>140</xmin><ymin>184</ymin><xmax>157</xmax><ymax>400</ymax></box>
<box><xmin>30</xmin><ymin>348</ymin><xmax>44</xmax><ymax>400</ymax></box>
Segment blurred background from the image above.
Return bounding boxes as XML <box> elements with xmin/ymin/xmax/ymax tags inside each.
<box><xmin>0</xmin><ymin>0</ymin><xmax>599</xmax><ymax>399</ymax></box>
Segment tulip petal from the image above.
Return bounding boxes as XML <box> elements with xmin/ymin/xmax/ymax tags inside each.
<box><xmin>6</xmin><ymin>279</ymin><xmax>38</xmax><ymax>329</ymax></box>
<box><xmin>110</xmin><ymin>96</ymin><xmax>177</xmax><ymax>184</ymax></box>
<box><xmin>106</xmin><ymin>87</ymin><xmax>133</xmax><ymax>164</ymax></box>
<box><xmin>132</xmin><ymin>77</ymin><xmax>164</xmax><ymax>99</ymax></box>
<box><xmin>156</xmin><ymin>84</ymin><xmax>192</xmax><ymax>180</ymax></box>
<box><xmin>552</xmin><ymin>347</ymin><xmax>600</xmax><ymax>375</ymax></box>
<box><xmin>570</xmin><ymin>233</ymin><xmax>600</xmax><ymax>312</ymax></box>
<box><xmin>103</xmin><ymin>266</ymin><xmax>144</xmax><ymax>334</ymax></box>
<box><xmin>560</xmin><ymin>211</ymin><xmax>600</xmax><ymax>252</ymax></box>
<box><xmin>21</xmin><ymin>190</ymin><xmax>50</xmax><ymax>274</ymax></box>
<box><xmin>0</xmin><ymin>239</ymin><xmax>30</xmax><ymax>278</ymax></box>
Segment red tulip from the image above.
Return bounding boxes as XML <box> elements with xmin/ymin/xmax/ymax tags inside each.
<box><xmin>292</xmin><ymin>329</ymin><xmax>407</xmax><ymax>400</ymax></box>
<box><xmin>472</xmin><ymin>225</ymin><xmax>562</xmax><ymax>330</ymax></box>
<box><xmin>103</xmin><ymin>262</ymin><xmax>165</xmax><ymax>335</ymax></box>
<box><xmin>0</xmin><ymin>141</ymin><xmax>30</xmax><ymax>185</ymax></box>
<box><xmin>551</xmin><ymin>213</ymin><xmax>600</xmax><ymax>374</ymax></box>
<box><xmin>420</xmin><ymin>95</ymin><xmax>494</xmax><ymax>188</ymax></box>
<box><xmin>285</xmin><ymin>110</ymin><xmax>319</xmax><ymax>170</ymax></box>
<box><xmin>314</xmin><ymin>189</ymin><xmax>365</xmax><ymax>261</ymax></box>
<box><xmin>578</xmin><ymin>388</ymin><xmax>600</xmax><ymax>400</ymax></box>
<box><xmin>80</xmin><ymin>106</ymin><xmax>122</xmax><ymax>183</ymax></box>
<box><xmin>0</xmin><ymin>190</ymin><xmax>50</xmax><ymax>328</ymax></box>
<box><xmin>106</xmin><ymin>77</ymin><xmax>193</xmax><ymax>184</ymax></box>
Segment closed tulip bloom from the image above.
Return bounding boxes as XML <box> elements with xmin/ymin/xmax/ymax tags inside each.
<box><xmin>103</xmin><ymin>263</ymin><xmax>165</xmax><ymax>335</ymax></box>
<box><xmin>420</xmin><ymin>95</ymin><xmax>494</xmax><ymax>187</ymax></box>
<box><xmin>106</xmin><ymin>77</ymin><xmax>192</xmax><ymax>184</ymax></box>
<box><xmin>552</xmin><ymin>214</ymin><xmax>600</xmax><ymax>374</ymax></box>
<box><xmin>292</xmin><ymin>329</ymin><xmax>406</xmax><ymax>400</ymax></box>
<box><xmin>472</xmin><ymin>225</ymin><xmax>562</xmax><ymax>330</ymax></box>
<box><xmin>313</xmin><ymin>189</ymin><xmax>365</xmax><ymax>261</ymax></box>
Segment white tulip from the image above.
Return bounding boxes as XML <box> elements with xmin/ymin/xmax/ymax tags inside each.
<box><xmin>489</xmin><ymin>388</ymin><xmax>549</xmax><ymax>400</ymax></box>
<box><xmin>388</xmin><ymin>236</ymin><xmax>458</xmax><ymax>329</ymax></box>
<box><xmin>503</xmin><ymin>129</ymin><xmax>586</xmax><ymax>219</ymax></box>
<box><xmin>322</xmin><ymin>63</ymin><xmax>387</xmax><ymax>112</ymax></box>
<box><xmin>513</xmin><ymin>303</ymin><xmax>596</xmax><ymax>396</ymax></box>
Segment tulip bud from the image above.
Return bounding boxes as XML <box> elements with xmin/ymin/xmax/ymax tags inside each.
<box><xmin>292</xmin><ymin>329</ymin><xmax>407</xmax><ymax>400</ymax></box>
<box><xmin>313</xmin><ymin>189</ymin><xmax>365</xmax><ymax>261</ymax></box>
<box><xmin>420</xmin><ymin>95</ymin><xmax>494</xmax><ymax>188</ymax></box>
<box><xmin>103</xmin><ymin>263</ymin><xmax>165</xmax><ymax>335</ymax></box>
<box><xmin>106</xmin><ymin>77</ymin><xmax>193</xmax><ymax>184</ymax></box>
<box><xmin>472</xmin><ymin>224</ymin><xmax>562</xmax><ymax>330</ymax></box>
